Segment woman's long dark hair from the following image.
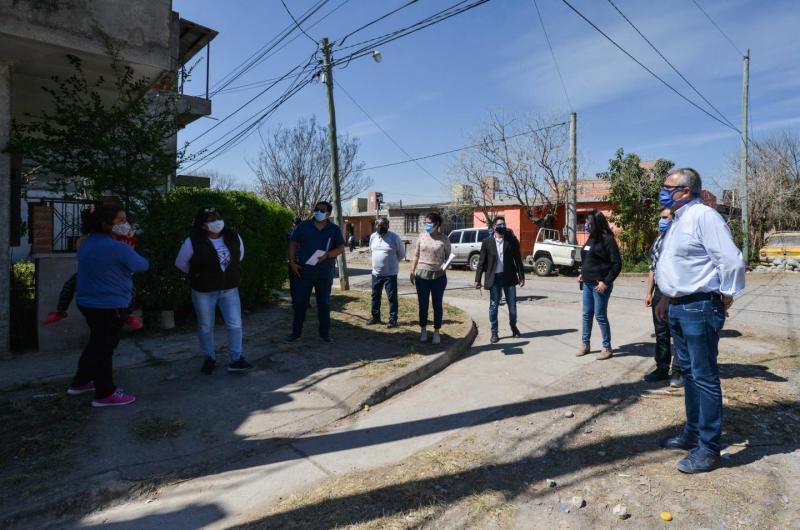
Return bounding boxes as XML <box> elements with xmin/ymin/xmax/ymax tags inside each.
<box><xmin>587</xmin><ymin>211</ymin><xmax>613</xmax><ymax>241</ymax></box>
<box><xmin>192</xmin><ymin>207</ymin><xmax>225</xmax><ymax>238</ymax></box>
<box><xmin>84</xmin><ymin>205</ymin><xmax>123</xmax><ymax>234</ymax></box>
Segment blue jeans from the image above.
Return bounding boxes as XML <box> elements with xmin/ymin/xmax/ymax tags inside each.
<box><xmin>191</xmin><ymin>288</ymin><xmax>243</xmax><ymax>361</ymax></box>
<box><xmin>415</xmin><ymin>274</ymin><xmax>447</xmax><ymax>329</ymax></box>
<box><xmin>581</xmin><ymin>280</ymin><xmax>613</xmax><ymax>348</ymax></box>
<box><xmin>292</xmin><ymin>264</ymin><xmax>334</xmax><ymax>338</ymax></box>
<box><xmin>371</xmin><ymin>274</ymin><xmax>399</xmax><ymax>323</ymax></box>
<box><xmin>489</xmin><ymin>274</ymin><xmax>517</xmax><ymax>334</ymax></box>
<box><xmin>668</xmin><ymin>298</ymin><xmax>725</xmax><ymax>455</ymax></box>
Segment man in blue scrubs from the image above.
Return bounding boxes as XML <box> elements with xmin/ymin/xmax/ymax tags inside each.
<box><xmin>288</xmin><ymin>201</ymin><xmax>345</xmax><ymax>342</ymax></box>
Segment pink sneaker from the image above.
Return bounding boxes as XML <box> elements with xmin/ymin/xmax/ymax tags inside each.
<box><xmin>42</xmin><ymin>311</ymin><xmax>68</xmax><ymax>325</ymax></box>
<box><xmin>67</xmin><ymin>382</ymin><xmax>94</xmax><ymax>395</ymax></box>
<box><xmin>125</xmin><ymin>315</ymin><xmax>143</xmax><ymax>330</ymax></box>
<box><xmin>92</xmin><ymin>389</ymin><xmax>136</xmax><ymax>408</ymax></box>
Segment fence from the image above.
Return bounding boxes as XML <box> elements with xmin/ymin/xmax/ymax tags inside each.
<box><xmin>28</xmin><ymin>198</ymin><xmax>94</xmax><ymax>254</ymax></box>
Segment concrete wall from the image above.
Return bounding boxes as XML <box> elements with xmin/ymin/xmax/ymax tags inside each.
<box><xmin>0</xmin><ymin>62</ymin><xmax>11</xmax><ymax>352</ymax></box>
<box><xmin>0</xmin><ymin>0</ymin><xmax>173</xmax><ymax>71</ymax></box>
<box><xmin>36</xmin><ymin>255</ymin><xmax>88</xmax><ymax>352</ymax></box>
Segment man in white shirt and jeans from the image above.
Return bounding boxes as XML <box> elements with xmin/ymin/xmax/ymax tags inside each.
<box><xmin>655</xmin><ymin>168</ymin><xmax>745</xmax><ymax>474</ymax></box>
<box><xmin>368</xmin><ymin>217</ymin><xmax>406</xmax><ymax>328</ymax></box>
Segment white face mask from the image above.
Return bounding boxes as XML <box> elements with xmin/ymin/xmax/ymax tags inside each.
<box><xmin>111</xmin><ymin>222</ymin><xmax>131</xmax><ymax>236</ymax></box>
<box><xmin>206</xmin><ymin>220</ymin><xmax>225</xmax><ymax>234</ymax></box>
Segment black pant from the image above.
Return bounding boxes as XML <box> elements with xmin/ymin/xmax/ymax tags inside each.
<box><xmin>651</xmin><ymin>287</ymin><xmax>676</xmax><ymax>371</ymax></box>
<box><xmin>73</xmin><ymin>307</ymin><xmax>128</xmax><ymax>399</ymax></box>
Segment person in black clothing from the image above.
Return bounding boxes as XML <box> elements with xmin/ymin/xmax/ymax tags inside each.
<box><xmin>577</xmin><ymin>211</ymin><xmax>621</xmax><ymax>360</ymax></box>
<box><xmin>474</xmin><ymin>216</ymin><xmax>526</xmax><ymax>343</ymax></box>
<box><xmin>175</xmin><ymin>207</ymin><xmax>252</xmax><ymax>374</ymax></box>
<box><xmin>288</xmin><ymin>216</ymin><xmax>303</xmax><ymax>307</ymax></box>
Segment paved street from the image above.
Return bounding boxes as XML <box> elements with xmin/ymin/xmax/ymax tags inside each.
<box><xmin>76</xmin><ymin>269</ymin><xmax>799</xmax><ymax>529</ymax></box>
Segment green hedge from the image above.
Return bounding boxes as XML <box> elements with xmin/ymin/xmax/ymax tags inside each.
<box><xmin>135</xmin><ymin>188</ymin><xmax>293</xmax><ymax>312</ymax></box>
<box><xmin>10</xmin><ymin>261</ymin><xmax>37</xmax><ymax>350</ymax></box>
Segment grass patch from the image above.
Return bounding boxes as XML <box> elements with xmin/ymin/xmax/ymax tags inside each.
<box><xmin>131</xmin><ymin>416</ymin><xmax>187</xmax><ymax>442</ymax></box>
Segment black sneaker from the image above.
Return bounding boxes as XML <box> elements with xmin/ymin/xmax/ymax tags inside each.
<box><xmin>490</xmin><ymin>333</ymin><xmax>500</xmax><ymax>344</ymax></box>
<box><xmin>366</xmin><ymin>317</ymin><xmax>383</xmax><ymax>325</ymax></box>
<box><xmin>201</xmin><ymin>358</ymin><xmax>216</xmax><ymax>375</ymax></box>
<box><xmin>511</xmin><ymin>325</ymin><xmax>521</xmax><ymax>338</ymax></box>
<box><xmin>227</xmin><ymin>358</ymin><xmax>253</xmax><ymax>372</ymax></box>
<box><xmin>387</xmin><ymin>321</ymin><xmax>398</xmax><ymax>329</ymax></box>
<box><xmin>644</xmin><ymin>367</ymin><xmax>670</xmax><ymax>382</ymax></box>
<box><xmin>669</xmin><ymin>372</ymin><xmax>685</xmax><ymax>388</ymax></box>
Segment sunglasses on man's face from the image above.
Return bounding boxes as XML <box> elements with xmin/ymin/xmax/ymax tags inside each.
<box><xmin>314</xmin><ymin>209</ymin><xmax>327</xmax><ymax>214</ymax></box>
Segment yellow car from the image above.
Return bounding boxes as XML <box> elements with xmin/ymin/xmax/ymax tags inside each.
<box><xmin>759</xmin><ymin>231</ymin><xmax>800</xmax><ymax>263</ymax></box>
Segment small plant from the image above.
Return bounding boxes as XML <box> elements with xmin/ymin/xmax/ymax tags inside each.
<box><xmin>131</xmin><ymin>416</ymin><xmax>187</xmax><ymax>442</ymax></box>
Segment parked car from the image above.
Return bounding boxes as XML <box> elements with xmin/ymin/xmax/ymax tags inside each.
<box><xmin>527</xmin><ymin>228</ymin><xmax>582</xmax><ymax>276</ymax></box>
<box><xmin>448</xmin><ymin>228</ymin><xmax>492</xmax><ymax>271</ymax></box>
<box><xmin>758</xmin><ymin>231</ymin><xmax>800</xmax><ymax>263</ymax></box>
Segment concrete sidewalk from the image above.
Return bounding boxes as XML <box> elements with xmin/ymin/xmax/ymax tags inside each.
<box><xmin>1</xmin><ymin>293</ymin><xmax>474</xmax><ymax>527</ymax></box>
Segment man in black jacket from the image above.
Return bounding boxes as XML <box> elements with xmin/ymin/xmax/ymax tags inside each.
<box><xmin>474</xmin><ymin>216</ymin><xmax>526</xmax><ymax>343</ymax></box>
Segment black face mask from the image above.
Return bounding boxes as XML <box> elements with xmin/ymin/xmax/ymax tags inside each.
<box><xmin>377</xmin><ymin>226</ymin><xmax>388</xmax><ymax>235</ymax></box>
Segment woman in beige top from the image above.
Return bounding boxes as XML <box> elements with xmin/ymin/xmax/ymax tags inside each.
<box><xmin>410</xmin><ymin>212</ymin><xmax>451</xmax><ymax>344</ymax></box>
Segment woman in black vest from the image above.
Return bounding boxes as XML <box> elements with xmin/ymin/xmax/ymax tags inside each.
<box><xmin>175</xmin><ymin>207</ymin><xmax>251</xmax><ymax>374</ymax></box>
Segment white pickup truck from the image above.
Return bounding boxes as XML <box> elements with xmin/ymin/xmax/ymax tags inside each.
<box><xmin>526</xmin><ymin>228</ymin><xmax>583</xmax><ymax>276</ymax></box>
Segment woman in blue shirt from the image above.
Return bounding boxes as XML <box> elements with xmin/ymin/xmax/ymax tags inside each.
<box><xmin>67</xmin><ymin>205</ymin><xmax>149</xmax><ymax>407</ymax></box>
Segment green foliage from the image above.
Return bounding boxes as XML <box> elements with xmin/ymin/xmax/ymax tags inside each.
<box><xmin>135</xmin><ymin>188</ymin><xmax>293</xmax><ymax>311</ymax></box>
<box><xmin>10</xmin><ymin>261</ymin><xmax>36</xmax><ymax>350</ymax></box>
<box><xmin>599</xmin><ymin>149</ymin><xmax>674</xmax><ymax>262</ymax></box>
<box><xmin>7</xmin><ymin>53</ymin><xmax>189</xmax><ymax>211</ymax></box>
<box><xmin>621</xmin><ymin>258</ymin><xmax>650</xmax><ymax>273</ymax></box>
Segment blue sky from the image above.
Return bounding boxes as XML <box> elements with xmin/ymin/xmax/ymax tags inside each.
<box><xmin>174</xmin><ymin>0</ymin><xmax>800</xmax><ymax>205</ymax></box>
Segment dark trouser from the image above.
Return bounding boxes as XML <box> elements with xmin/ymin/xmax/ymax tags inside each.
<box><xmin>371</xmin><ymin>274</ymin><xmax>398</xmax><ymax>323</ymax></box>
<box><xmin>292</xmin><ymin>264</ymin><xmax>333</xmax><ymax>338</ymax></box>
<box><xmin>72</xmin><ymin>306</ymin><xmax>128</xmax><ymax>399</ymax></box>
<box><xmin>57</xmin><ymin>273</ymin><xmax>78</xmax><ymax>312</ymax></box>
<box><xmin>489</xmin><ymin>273</ymin><xmax>517</xmax><ymax>334</ymax></box>
<box><xmin>651</xmin><ymin>286</ymin><xmax>677</xmax><ymax>371</ymax></box>
<box><xmin>288</xmin><ymin>263</ymin><xmax>298</xmax><ymax>307</ymax></box>
<box><xmin>415</xmin><ymin>274</ymin><xmax>447</xmax><ymax>329</ymax></box>
<box><xmin>668</xmin><ymin>297</ymin><xmax>725</xmax><ymax>455</ymax></box>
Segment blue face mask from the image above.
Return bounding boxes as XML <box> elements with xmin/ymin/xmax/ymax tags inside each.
<box><xmin>424</xmin><ymin>223</ymin><xmax>435</xmax><ymax>233</ymax></box>
<box><xmin>313</xmin><ymin>211</ymin><xmax>327</xmax><ymax>222</ymax></box>
<box><xmin>659</xmin><ymin>187</ymin><xmax>691</xmax><ymax>209</ymax></box>
<box><xmin>495</xmin><ymin>224</ymin><xmax>506</xmax><ymax>233</ymax></box>
<box><xmin>658</xmin><ymin>218</ymin><xmax>671</xmax><ymax>233</ymax></box>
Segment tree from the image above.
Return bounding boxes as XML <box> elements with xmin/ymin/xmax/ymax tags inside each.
<box><xmin>451</xmin><ymin>113</ymin><xmax>570</xmax><ymax>228</ymax></box>
<box><xmin>249</xmin><ymin>116</ymin><xmax>371</xmax><ymax>218</ymax></box>
<box><xmin>734</xmin><ymin>131</ymin><xmax>800</xmax><ymax>252</ymax></box>
<box><xmin>599</xmin><ymin>149</ymin><xmax>674</xmax><ymax>262</ymax></box>
<box><xmin>7</xmin><ymin>54</ymin><xmax>189</xmax><ymax>210</ymax></box>
<box><xmin>196</xmin><ymin>168</ymin><xmax>243</xmax><ymax>191</ymax></box>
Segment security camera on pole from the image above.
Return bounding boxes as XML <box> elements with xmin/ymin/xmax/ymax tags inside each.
<box><xmin>320</xmin><ymin>37</ymin><xmax>349</xmax><ymax>290</ymax></box>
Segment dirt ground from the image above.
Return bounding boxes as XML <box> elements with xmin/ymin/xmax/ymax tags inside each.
<box><xmin>247</xmin><ymin>326</ymin><xmax>799</xmax><ymax>529</ymax></box>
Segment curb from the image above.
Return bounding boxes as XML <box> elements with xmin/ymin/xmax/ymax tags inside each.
<box><xmin>2</xmin><ymin>319</ymin><xmax>478</xmax><ymax>528</ymax></box>
<box><xmin>360</xmin><ymin>320</ymin><xmax>478</xmax><ymax>408</ymax></box>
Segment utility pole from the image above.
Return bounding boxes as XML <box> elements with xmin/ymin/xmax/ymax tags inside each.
<box><xmin>739</xmin><ymin>49</ymin><xmax>750</xmax><ymax>263</ymax></box>
<box><xmin>321</xmin><ymin>37</ymin><xmax>349</xmax><ymax>290</ymax></box>
<box><xmin>566</xmin><ymin>112</ymin><xmax>577</xmax><ymax>244</ymax></box>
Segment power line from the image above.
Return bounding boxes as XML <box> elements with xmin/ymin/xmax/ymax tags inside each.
<box><xmin>531</xmin><ymin>0</ymin><xmax>572</xmax><ymax>111</ymax></box>
<box><xmin>280</xmin><ymin>0</ymin><xmax>318</xmax><ymax>45</ymax></box>
<box><xmin>560</xmin><ymin>0</ymin><xmax>740</xmax><ymax>134</ymax></box>
<box><xmin>606</xmin><ymin>0</ymin><xmax>736</xmax><ymax>130</ymax></box>
<box><xmin>689</xmin><ymin>0</ymin><xmax>743</xmax><ymax>56</ymax></box>
<box><xmin>361</xmin><ymin>122</ymin><xmax>566</xmax><ymax>171</ymax></box>
<box><xmin>338</xmin><ymin>0</ymin><xmax>419</xmax><ymax>47</ymax></box>
<box><xmin>209</xmin><ymin>0</ymin><xmax>330</xmax><ymax>96</ymax></box>
<box><xmin>332</xmin><ymin>0</ymin><xmax>492</xmax><ymax>67</ymax></box>
<box><xmin>333</xmin><ymin>78</ymin><xmax>448</xmax><ymax>186</ymax></box>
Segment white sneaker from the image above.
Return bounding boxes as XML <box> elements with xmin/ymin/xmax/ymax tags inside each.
<box><xmin>420</xmin><ymin>329</ymin><xmax>429</xmax><ymax>343</ymax></box>
<box><xmin>432</xmin><ymin>331</ymin><xmax>441</xmax><ymax>345</ymax></box>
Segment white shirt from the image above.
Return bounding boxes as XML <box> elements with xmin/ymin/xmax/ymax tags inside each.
<box><xmin>655</xmin><ymin>199</ymin><xmax>745</xmax><ymax>297</ymax></box>
<box><xmin>495</xmin><ymin>237</ymin><xmax>505</xmax><ymax>274</ymax></box>
<box><xmin>175</xmin><ymin>235</ymin><xmax>244</xmax><ymax>273</ymax></box>
<box><xmin>369</xmin><ymin>231</ymin><xmax>406</xmax><ymax>276</ymax></box>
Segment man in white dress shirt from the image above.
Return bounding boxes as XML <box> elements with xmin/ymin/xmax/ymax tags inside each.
<box><xmin>368</xmin><ymin>217</ymin><xmax>406</xmax><ymax>328</ymax></box>
<box><xmin>655</xmin><ymin>168</ymin><xmax>745</xmax><ymax>474</ymax></box>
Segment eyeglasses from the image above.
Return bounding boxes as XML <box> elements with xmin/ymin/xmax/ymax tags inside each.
<box><xmin>314</xmin><ymin>208</ymin><xmax>327</xmax><ymax>214</ymax></box>
<box><xmin>661</xmin><ymin>185</ymin><xmax>686</xmax><ymax>192</ymax></box>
